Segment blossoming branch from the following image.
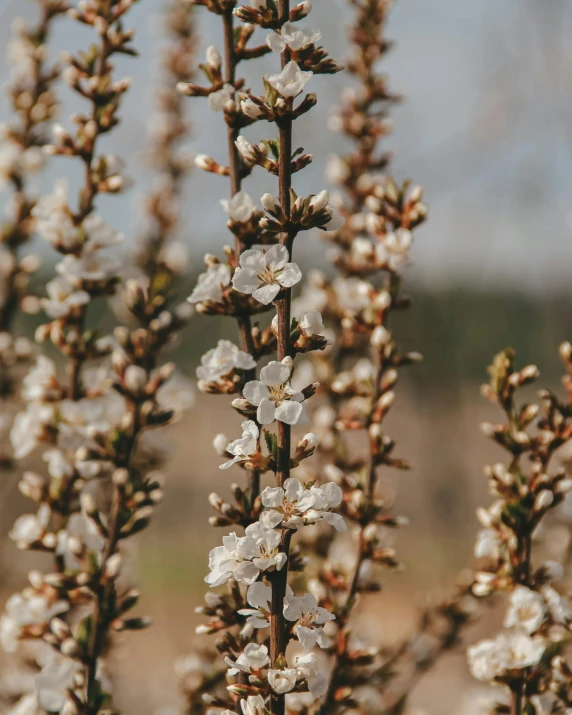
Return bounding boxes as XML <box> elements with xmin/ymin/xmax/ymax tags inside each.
<box><xmin>467</xmin><ymin>346</ymin><xmax>572</xmax><ymax>714</ymax></box>
<box><xmin>178</xmin><ymin>1</ymin><xmax>349</xmax><ymax>713</ymax></box>
<box><xmin>2</xmin><ymin>1</ymin><xmax>193</xmax><ymax>713</ymax></box>
<box><xmin>286</xmin><ymin>0</ymin><xmax>434</xmax><ymax>710</ymax></box>
<box><xmin>0</xmin><ymin>0</ymin><xmax>68</xmax><ymax>466</ymax></box>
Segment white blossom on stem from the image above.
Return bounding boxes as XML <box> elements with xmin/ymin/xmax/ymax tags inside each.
<box><xmin>188</xmin><ymin>261</ymin><xmax>231</xmax><ymax>304</ymax></box>
<box><xmin>232</xmin><ymin>245</ymin><xmax>302</xmax><ymax>305</ymax></box>
<box><xmin>219</xmin><ymin>420</ymin><xmax>259</xmax><ymax>470</ymax></box>
<box><xmin>261</xmin><ymin>477</ymin><xmax>345</xmax><ymax>531</ymax></box>
<box><xmin>467</xmin><ymin>632</ymin><xmax>546</xmax><ymax>682</ymax></box>
<box><xmin>197</xmin><ymin>340</ymin><xmax>256</xmax><ymax>383</ymax></box>
<box><xmin>243</xmin><ymin>359</ymin><xmax>305</xmax><ymax>425</ymax></box>
<box><xmin>225</xmin><ymin>642</ymin><xmax>270</xmax><ymax>676</ymax></box>
<box><xmin>238</xmin><ymin>581</ymin><xmax>272</xmax><ymax>628</ymax></box>
<box><xmin>205</xmin><ymin>523</ymin><xmax>286</xmax><ymax>587</ymax></box>
<box><xmin>283</xmin><ymin>591</ymin><xmax>335</xmax><ymax>649</ymax></box>
<box><xmin>268</xmin><ymin>667</ymin><xmax>298</xmax><ymax>694</ymax></box>
<box><xmin>266</xmin><ymin>23</ymin><xmax>321</xmax><ymax>53</ymax></box>
<box><xmin>42</xmin><ymin>277</ymin><xmax>90</xmax><ymax>319</ymax></box>
<box><xmin>221</xmin><ymin>191</ymin><xmax>258</xmax><ymax>223</ymax></box>
<box><xmin>503</xmin><ymin>586</ymin><xmax>545</xmax><ymax>634</ymax></box>
<box><xmin>208</xmin><ymin>83</ymin><xmax>234</xmax><ymax>112</ymax></box>
<box><xmin>266</xmin><ymin>61</ymin><xmax>312</xmax><ymax>98</ymax></box>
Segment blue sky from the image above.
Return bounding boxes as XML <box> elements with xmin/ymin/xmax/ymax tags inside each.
<box><xmin>2</xmin><ymin>0</ymin><xmax>572</xmax><ymax>292</ymax></box>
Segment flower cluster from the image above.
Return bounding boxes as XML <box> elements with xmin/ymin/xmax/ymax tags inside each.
<box><xmin>0</xmin><ymin>0</ymin><xmax>68</xmax><ymax>466</ymax></box>
<box><xmin>177</xmin><ymin>1</ymin><xmax>345</xmax><ymax>713</ymax></box>
<box><xmin>1</xmin><ymin>2</ymin><xmax>194</xmax><ymax>714</ymax></box>
<box><xmin>466</xmin><ymin>347</ymin><xmax>572</xmax><ymax>712</ymax></box>
<box><xmin>283</xmin><ymin>0</ymin><xmax>464</xmax><ymax>711</ymax></box>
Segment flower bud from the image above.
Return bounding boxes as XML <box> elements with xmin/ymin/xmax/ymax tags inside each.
<box><xmin>534</xmin><ymin>489</ymin><xmax>554</xmax><ymax>511</ymax></box>
<box><xmin>371</xmin><ymin>325</ymin><xmax>391</xmax><ymax>347</ymax></box>
<box><xmin>206</xmin><ymin>45</ymin><xmax>222</xmax><ymax>70</ymax></box>
<box><xmin>124</xmin><ymin>364</ymin><xmax>147</xmax><ymax>392</ymax></box>
<box><xmin>310</xmin><ymin>190</ymin><xmax>329</xmax><ymax>212</ymax></box>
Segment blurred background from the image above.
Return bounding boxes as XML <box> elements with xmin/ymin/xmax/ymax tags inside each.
<box><xmin>1</xmin><ymin>0</ymin><xmax>572</xmax><ymax>712</ymax></box>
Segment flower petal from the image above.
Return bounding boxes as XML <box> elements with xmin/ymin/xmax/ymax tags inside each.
<box><xmin>260</xmin><ymin>361</ymin><xmax>291</xmax><ymax>386</ymax></box>
<box><xmin>257</xmin><ymin>398</ymin><xmax>277</xmax><ymax>425</ymax></box>
<box><xmin>275</xmin><ymin>400</ymin><xmax>303</xmax><ymax>425</ymax></box>
<box><xmin>232</xmin><ymin>267</ymin><xmax>260</xmax><ymax>295</ymax></box>
<box><xmin>265</xmin><ymin>244</ymin><xmax>289</xmax><ymax>270</ymax></box>
<box><xmin>243</xmin><ymin>380</ymin><xmax>269</xmax><ymax>406</ymax></box>
<box><xmin>278</xmin><ymin>262</ymin><xmax>302</xmax><ymax>288</ymax></box>
<box><xmin>252</xmin><ymin>283</ymin><xmax>281</xmax><ymax>305</ymax></box>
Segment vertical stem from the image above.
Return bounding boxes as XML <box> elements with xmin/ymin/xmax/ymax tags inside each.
<box><xmin>511</xmin><ymin>681</ymin><xmax>523</xmax><ymax>715</ymax></box>
<box><xmin>222</xmin><ymin>8</ymin><xmax>259</xmax><ymax>500</ymax></box>
<box><xmin>270</xmin><ymin>4</ymin><xmax>291</xmax><ymax>714</ymax></box>
<box><xmin>509</xmin><ymin>531</ymin><xmax>531</xmax><ymax>715</ymax></box>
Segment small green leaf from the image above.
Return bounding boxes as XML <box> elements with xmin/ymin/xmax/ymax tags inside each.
<box><xmin>262</xmin><ymin>139</ymin><xmax>280</xmax><ymax>160</ymax></box>
<box><xmin>263</xmin><ymin>77</ymin><xmax>279</xmax><ymax>108</ymax></box>
<box><xmin>75</xmin><ymin>613</ymin><xmax>93</xmax><ymax>653</ymax></box>
<box><xmin>264</xmin><ymin>429</ymin><xmax>278</xmax><ymax>460</ymax></box>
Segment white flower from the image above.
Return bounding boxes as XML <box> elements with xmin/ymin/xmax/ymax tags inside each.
<box><xmin>10</xmin><ymin>404</ymin><xmax>55</xmax><ymax>459</ymax></box>
<box><xmin>209</xmin><ymin>83</ymin><xmax>234</xmax><ymax>112</ymax></box>
<box><xmin>9</xmin><ymin>504</ymin><xmax>51</xmax><ymax>549</ymax></box>
<box><xmin>205</xmin><ymin>532</ymin><xmax>258</xmax><ymax>588</ymax></box>
<box><xmin>243</xmin><ymin>359</ymin><xmax>305</xmax><ymax>425</ymax></box>
<box><xmin>541</xmin><ymin>586</ymin><xmax>571</xmax><ymax>624</ymax></box>
<box><xmin>246</xmin><ymin>521</ymin><xmax>288</xmax><ymax>572</ymax></box>
<box><xmin>467</xmin><ymin>632</ymin><xmax>545</xmax><ymax>682</ymax></box>
<box><xmin>56</xmin><ymin>245</ymin><xmax>120</xmax><ymax>284</ymax></box>
<box><xmin>332</xmin><ymin>276</ymin><xmax>371</xmax><ymax>315</ymax></box>
<box><xmin>261</xmin><ymin>478</ymin><xmax>345</xmax><ymax>531</ymax></box>
<box><xmin>232</xmin><ymin>245</ymin><xmax>302</xmax><ymax>305</ymax></box>
<box><xmin>31</xmin><ymin>180</ymin><xmax>76</xmax><ymax>250</ymax></box>
<box><xmin>205</xmin><ymin>523</ymin><xmax>286</xmax><ymax>587</ymax></box>
<box><xmin>42</xmin><ymin>277</ymin><xmax>90</xmax><ymax>319</ymax></box>
<box><xmin>220</xmin><ymin>420</ymin><xmax>259</xmax><ymax>470</ymax></box>
<box><xmin>267</xmin><ymin>22</ymin><xmax>321</xmax><ymax>53</ymax></box>
<box><xmin>36</xmin><ymin>660</ymin><xmax>81</xmax><ymax>713</ymax></box>
<box><xmin>197</xmin><ymin>340</ymin><xmax>256</xmax><ymax>383</ymax></box>
<box><xmin>156</xmin><ymin>372</ymin><xmax>195</xmax><ymax>419</ymax></box>
<box><xmin>221</xmin><ymin>191</ymin><xmax>258</xmax><ymax>223</ymax></box>
<box><xmin>225</xmin><ymin>643</ymin><xmax>270</xmax><ymax>676</ymax></box>
<box><xmin>266</xmin><ymin>61</ymin><xmax>312</xmax><ymax>98</ymax></box>
<box><xmin>240</xmin><ymin>695</ymin><xmax>266</xmax><ymax>715</ymax></box>
<box><xmin>235</xmin><ymin>136</ymin><xmax>262</xmax><ymax>165</ymax></box>
<box><xmin>0</xmin><ymin>591</ymin><xmax>69</xmax><ymax>653</ymax></box>
<box><xmin>241</xmin><ymin>98</ymin><xmax>264</xmax><ymax>119</ymax></box>
<box><xmin>376</xmin><ymin>229</ymin><xmax>412</xmax><ymax>272</ymax></box>
<box><xmin>299</xmin><ymin>310</ymin><xmax>324</xmax><ymax>337</ymax></box>
<box><xmin>504</xmin><ymin>586</ymin><xmax>545</xmax><ymax>634</ymax></box>
<box><xmin>21</xmin><ymin>356</ymin><xmax>59</xmax><ymax>402</ymax></box>
<box><xmin>293</xmin><ymin>652</ymin><xmax>328</xmax><ymax>698</ymax></box>
<box><xmin>188</xmin><ymin>262</ymin><xmax>231</xmax><ymax>304</ymax></box>
<box><xmin>82</xmin><ymin>214</ymin><xmax>123</xmax><ymax>247</ymax></box>
<box><xmin>268</xmin><ymin>668</ymin><xmax>297</xmax><ymax>694</ymax></box>
<box><xmin>283</xmin><ymin>592</ymin><xmax>335</xmax><ymax>649</ymax></box>
<box><xmin>467</xmin><ymin>638</ymin><xmax>505</xmax><ymax>682</ymax></box>
<box><xmin>474</xmin><ymin>528</ymin><xmax>501</xmax><ymax>559</ymax></box>
<box><xmin>237</xmin><ymin>581</ymin><xmax>272</xmax><ymax>627</ymax></box>
<box><xmin>56</xmin><ymin>512</ymin><xmax>105</xmax><ymax>570</ymax></box>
